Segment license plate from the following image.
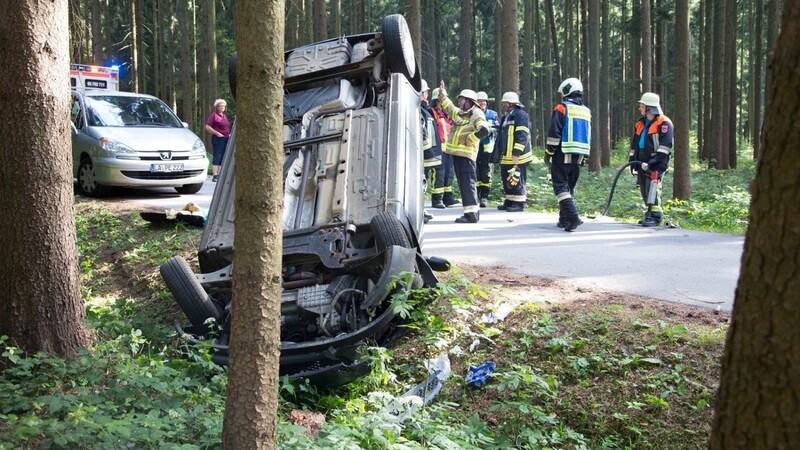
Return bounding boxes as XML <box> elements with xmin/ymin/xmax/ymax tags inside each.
<box><xmin>150</xmin><ymin>163</ymin><xmax>184</xmax><ymax>172</ymax></box>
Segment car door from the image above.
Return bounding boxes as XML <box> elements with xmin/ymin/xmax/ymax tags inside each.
<box><xmin>70</xmin><ymin>92</ymin><xmax>99</xmax><ymax>176</ymax></box>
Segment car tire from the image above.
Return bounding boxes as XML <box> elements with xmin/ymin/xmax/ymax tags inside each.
<box><xmin>371</xmin><ymin>211</ymin><xmax>411</xmax><ymax>251</ymax></box>
<box><xmin>381</xmin><ymin>14</ymin><xmax>416</xmax><ymax>82</ymax></box>
<box><xmin>76</xmin><ymin>158</ymin><xmax>110</xmax><ymax>197</ymax></box>
<box><xmin>160</xmin><ymin>256</ymin><xmax>221</xmax><ymax>334</ymax></box>
<box><xmin>175</xmin><ymin>183</ymin><xmax>204</xmax><ymax>195</ymax></box>
<box><xmin>229</xmin><ymin>52</ymin><xmax>238</xmax><ymax>99</ymax></box>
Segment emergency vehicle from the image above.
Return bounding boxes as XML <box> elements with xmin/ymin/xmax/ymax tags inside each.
<box><xmin>70</xmin><ymin>63</ymin><xmax>119</xmax><ymax>91</ymax></box>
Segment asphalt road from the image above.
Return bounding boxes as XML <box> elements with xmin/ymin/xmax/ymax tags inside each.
<box><xmin>118</xmin><ymin>178</ymin><xmax>744</xmax><ymax>313</ymax></box>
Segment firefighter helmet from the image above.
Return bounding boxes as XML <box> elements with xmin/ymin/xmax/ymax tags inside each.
<box><xmin>558</xmin><ymin>78</ymin><xmax>583</xmax><ymax>97</ymax></box>
<box><xmin>476</xmin><ymin>91</ymin><xmax>489</xmax><ymax>101</ymax></box>
<box><xmin>431</xmin><ymin>88</ymin><xmax>440</xmax><ymax>99</ymax></box>
<box><xmin>501</xmin><ymin>91</ymin><xmax>522</xmax><ymax>105</ymax></box>
<box><xmin>420</xmin><ymin>79</ymin><xmax>429</xmax><ymax>93</ymax></box>
<box><xmin>639</xmin><ymin>92</ymin><xmax>663</xmax><ymax>115</ymax></box>
<box><xmin>458</xmin><ymin>89</ymin><xmax>478</xmax><ymax>104</ymax></box>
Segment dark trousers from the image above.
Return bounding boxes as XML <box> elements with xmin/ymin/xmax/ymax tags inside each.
<box><xmin>211</xmin><ymin>135</ymin><xmax>229</xmax><ymax>165</ymax></box>
<box><xmin>550</xmin><ymin>162</ymin><xmax>581</xmax><ymax>200</ymax></box>
<box><xmin>424</xmin><ymin>164</ymin><xmax>444</xmax><ymax>196</ymax></box>
<box><xmin>476</xmin><ymin>148</ymin><xmax>492</xmax><ymax>199</ymax></box>
<box><xmin>453</xmin><ymin>155</ymin><xmax>478</xmax><ymax>212</ymax></box>
<box><xmin>500</xmin><ymin>163</ymin><xmax>528</xmax><ymax>205</ymax></box>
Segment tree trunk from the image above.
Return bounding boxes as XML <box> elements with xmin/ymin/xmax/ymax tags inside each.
<box><xmin>314</xmin><ymin>0</ymin><xmax>326</xmax><ymax>41</ymax></box>
<box><xmin>544</xmin><ymin>0</ymin><xmax>560</xmax><ymax>80</ymax></box>
<box><xmin>673</xmin><ymin>0</ymin><xmax>691</xmax><ymax>200</ymax></box>
<box><xmin>0</xmin><ymin>0</ymin><xmax>90</xmax><ymax>357</ymax></box>
<box><xmin>179</xmin><ymin>0</ymin><xmax>193</xmax><ymax>126</ymax></box>
<box><xmin>640</xmin><ymin>0</ymin><xmax>651</xmax><ymax>91</ymax></box>
<box><xmin>710</xmin><ymin>0</ymin><xmax>726</xmax><ymax>168</ymax></box>
<box><xmin>751</xmin><ymin>0</ymin><xmax>763</xmax><ymax>159</ymax></box>
<box><xmin>599</xmin><ymin>0</ymin><xmax>610</xmax><ymax>166</ymax></box>
<box><xmin>710</xmin><ymin>3</ymin><xmax>800</xmax><ymax>446</ymax></box>
<box><xmin>421</xmin><ymin>0</ymin><xmax>436</xmax><ymax>84</ymax></box>
<box><xmin>697</xmin><ymin>0</ymin><xmax>705</xmax><ymax>160</ymax></box>
<box><xmin>702</xmin><ymin>0</ymin><xmax>714</xmax><ymax>161</ymax></box>
<box><xmin>207</xmin><ymin>0</ymin><xmax>218</xmax><ymax>121</ymax></box>
<box><xmin>221</xmin><ymin>0</ymin><xmax>284</xmax><ymax>447</ymax></box>
<box><xmin>725</xmin><ymin>0</ymin><xmax>737</xmax><ymax>169</ymax></box>
<box><xmin>91</xmin><ymin>0</ymin><xmax>102</xmax><ymax>63</ymax></box>
<box><xmin>500</xmin><ymin>0</ymin><xmax>519</xmax><ymax>93</ymax></box>
<box><xmin>135</xmin><ymin>0</ymin><xmax>147</xmax><ymax>92</ymax></box>
<box><xmin>331</xmin><ymin>0</ymin><xmax>340</xmax><ymax>36</ymax></box>
<box><xmin>166</xmin><ymin>0</ymin><xmax>176</xmax><ymax>110</ymax></box>
<box><xmin>587</xmin><ymin>0</ymin><xmax>600</xmax><ymax>173</ymax></box>
<box><xmin>521</xmin><ymin>0</ymin><xmax>533</xmax><ymax>109</ymax></box>
<box><xmin>154</xmin><ymin>0</ymin><xmax>162</xmax><ymax>98</ymax></box>
<box><xmin>407</xmin><ymin>0</ymin><xmax>421</xmax><ymax>66</ymax></box>
<box><xmin>458</xmin><ymin>0</ymin><xmax>472</xmax><ymax>88</ymax></box>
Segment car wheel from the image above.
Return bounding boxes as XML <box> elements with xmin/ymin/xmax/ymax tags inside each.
<box><xmin>160</xmin><ymin>256</ymin><xmax>221</xmax><ymax>334</ymax></box>
<box><xmin>371</xmin><ymin>211</ymin><xmax>411</xmax><ymax>251</ymax></box>
<box><xmin>381</xmin><ymin>14</ymin><xmax>416</xmax><ymax>82</ymax></box>
<box><xmin>229</xmin><ymin>52</ymin><xmax>238</xmax><ymax>99</ymax></box>
<box><xmin>76</xmin><ymin>158</ymin><xmax>110</xmax><ymax>197</ymax></box>
<box><xmin>175</xmin><ymin>183</ymin><xmax>204</xmax><ymax>195</ymax></box>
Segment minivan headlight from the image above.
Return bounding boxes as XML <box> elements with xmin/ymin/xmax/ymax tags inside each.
<box><xmin>191</xmin><ymin>139</ymin><xmax>206</xmax><ymax>154</ymax></box>
<box><xmin>100</xmin><ymin>138</ymin><xmax>135</xmax><ymax>154</ymax></box>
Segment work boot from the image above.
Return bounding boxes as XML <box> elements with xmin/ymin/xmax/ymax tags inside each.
<box><xmin>557</xmin><ymin>206</ymin><xmax>567</xmax><ymax>228</ymax></box>
<box><xmin>431</xmin><ymin>194</ymin><xmax>445</xmax><ymax>209</ymax></box>
<box><xmin>497</xmin><ymin>201</ymin><xmax>509</xmax><ymax>211</ymax></box>
<box><xmin>642</xmin><ymin>212</ymin><xmax>662</xmax><ymax>227</ymax></box>
<box><xmin>443</xmin><ymin>195</ymin><xmax>462</xmax><ymax>207</ymax></box>
<box><xmin>424</xmin><ymin>210</ymin><xmax>433</xmax><ymax>220</ymax></box>
<box><xmin>455</xmin><ymin>212</ymin><xmax>479</xmax><ymax>223</ymax></box>
<box><xmin>560</xmin><ymin>198</ymin><xmax>583</xmax><ymax>232</ymax></box>
<box><xmin>505</xmin><ymin>202</ymin><xmax>525</xmax><ymax>212</ymax></box>
<box><xmin>479</xmin><ymin>198</ymin><xmax>488</xmax><ymax>208</ymax></box>
<box><xmin>638</xmin><ymin>210</ymin><xmax>652</xmax><ymax>225</ymax></box>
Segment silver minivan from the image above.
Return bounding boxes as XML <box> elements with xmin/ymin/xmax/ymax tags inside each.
<box><xmin>71</xmin><ymin>90</ymin><xmax>209</xmax><ymax>196</ymax></box>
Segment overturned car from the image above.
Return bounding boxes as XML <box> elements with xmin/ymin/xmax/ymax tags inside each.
<box><xmin>160</xmin><ymin>15</ymin><xmax>448</xmax><ymax>386</ymax></box>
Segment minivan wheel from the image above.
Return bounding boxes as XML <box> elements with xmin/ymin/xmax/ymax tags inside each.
<box><xmin>77</xmin><ymin>158</ymin><xmax>110</xmax><ymax>197</ymax></box>
<box><xmin>175</xmin><ymin>183</ymin><xmax>204</xmax><ymax>195</ymax></box>
<box><xmin>381</xmin><ymin>15</ymin><xmax>416</xmax><ymax>82</ymax></box>
<box><xmin>371</xmin><ymin>212</ymin><xmax>411</xmax><ymax>251</ymax></box>
<box><xmin>160</xmin><ymin>256</ymin><xmax>221</xmax><ymax>334</ymax></box>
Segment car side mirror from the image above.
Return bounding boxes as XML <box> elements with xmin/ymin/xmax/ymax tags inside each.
<box><xmin>182</xmin><ymin>121</ymin><xmax>189</xmax><ymax>128</ymax></box>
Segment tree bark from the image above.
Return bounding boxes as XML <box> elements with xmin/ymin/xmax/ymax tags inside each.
<box><xmin>587</xmin><ymin>0</ymin><xmax>600</xmax><ymax>173</ymax></box>
<box><xmin>500</xmin><ymin>0</ymin><xmax>519</xmax><ymax>94</ymax></box>
<box><xmin>751</xmin><ymin>0</ymin><xmax>763</xmax><ymax>159</ymax></box>
<box><xmin>673</xmin><ymin>0</ymin><xmax>691</xmax><ymax>200</ymax></box>
<box><xmin>710</xmin><ymin>3</ymin><xmax>800</xmax><ymax>446</ymax></box>
<box><xmin>640</xmin><ymin>0</ymin><xmax>651</xmax><ymax>91</ymax></box>
<box><xmin>0</xmin><ymin>0</ymin><xmax>90</xmax><ymax>357</ymax></box>
<box><xmin>521</xmin><ymin>0</ymin><xmax>533</xmax><ymax>109</ymax></box>
<box><xmin>599</xmin><ymin>0</ymin><xmax>610</xmax><ymax>166</ymax></box>
<box><xmin>458</xmin><ymin>0</ymin><xmax>472</xmax><ymax>88</ymax></box>
<box><xmin>314</xmin><ymin>0</ymin><xmax>326</xmax><ymax>41</ymax></box>
<box><xmin>331</xmin><ymin>0</ymin><xmax>340</xmax><ymax>36</ymax></box>
<box><xmin>544</xmin><ymin>0</ymin><xmax>560</xmax><ymax>80</ymax></box>
<box><xmin>221</xmin><ymin>0</ymin><xmax>284</xmax><ymax>448</ymax></box>
<box><xmin>407</xmin><ymin>0</ymin><xmax>421</xmax><ymax>66</ymax></box>
<box><xmin>91</xmin><ymin>0</ymin><xmax>102</xmax><ymax>63</ymax></box>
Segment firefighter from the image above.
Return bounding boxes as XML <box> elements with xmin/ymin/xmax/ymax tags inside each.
<box><xmin>419</xmin><ymin>80</ymin><xmax>441</xmax><ymax>223</ymax></box>
<box><xmin>629</xmin><ymin>92</ymin><xmax>673</xmax><ymax>227</ymax></box>
<box><xmin>546</xmin><ymin>77</ymin><xmax>591</xmax><ymax>231</ymax></box>
<box><xmin>476</xmin><ymin>91</ymin><xmax>500</xmax><ymax>207</ymax></box>
<box><xmin>495</xmin><ymin>92</ymin><xmax>533</xmax><ymax>212</ymax></box>
<box><xmin>437</xmin><ymin>81</ymin><xmax>491</xmax><ymax>223</ymax></box>
<box><xmin>430</xmin><ymin>88</ymin><xmax>459</xmax><ymax>209</ymax></box>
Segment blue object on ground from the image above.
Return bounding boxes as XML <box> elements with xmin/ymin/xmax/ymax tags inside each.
<box><xmin>466</xmin><ymin>361</ymin><xmax>496</xmax><ymax>387</ymax></box>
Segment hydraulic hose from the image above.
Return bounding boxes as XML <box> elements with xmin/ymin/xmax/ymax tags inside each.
<box><xmin>601</xmin><ymin>161</ymin><xmax>649</xmax><ymax>217</ymax></box>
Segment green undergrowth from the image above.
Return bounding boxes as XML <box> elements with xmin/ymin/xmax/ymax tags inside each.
<box><xmin>464</xmin><ymin>139</ymin><xmax>755</xmax><ymax>235</ymax></box>
<box><xmin>0</xmin><ymin>204</ymin><xmax>728</xmax><ymax>449</ymax></box>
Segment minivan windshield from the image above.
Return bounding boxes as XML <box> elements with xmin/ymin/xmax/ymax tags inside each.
<box><xmin>85</xmin><ymin>95</ymin><xmax>183</xmax><ymax>128</ymax></box>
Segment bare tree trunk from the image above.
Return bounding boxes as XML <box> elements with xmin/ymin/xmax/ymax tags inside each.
<box><xmin>221</xmin><ymin>0</ymin><xmax>285</xmax><ymax>447</ymax></box>
<box><xmin>544</xmin><ymin>0</ymin><xmax>561</xmax><ymax>80</ymax></box>
<box><xmin>179</xmin><ymin>0</ymin><xmax>193</xmax><ymax>126</ymax></box>
<box><xmin>91</xmin><ymin>0</ymin><xmax>102</xmax><ymax>63</ymax></box>
<box><xmin>458</xmin><ymin>0</ymin><xmax>472</xmax><ymax>88</ymax></box>
<box><xmin>154</xmin><ymin>0</ymin><xmax>162</xmax><ymax>98</ymax></box>
<box><xmin>710</xmin><ymin>4</ymin><xmax>800</xmax><ymax>446</ymax></box>
<box><xmin>697</xmin><ymin>0</ymin><xmax>705</xmax><ymax>160</ymax></box>
<box><xmin>587</xmin><ymin>0</ymin><xmax>600</xmax><ymax>173</ymax></box>
<box><xmin>135</xmin><ymin>0</ymin><xmax>147</xmax><ymax>92</ymax></box>
<box><xmin>521</xmin><ymin>0</ymin><xmax>533</xmax><ymax>108</ymax></box>
<box><xmin>710</xmin><ymin>0</ymin><xmax>726</xmax><ymax>168</ymax></box>
<box><xmin>702</xmin><ymin>0</ymin><xmax>714</xmax><ymax>161</ymax></box>
<box><xmin>421</xmin><ymin>0</ymin><xmax>436</xmax><ymax>82</ymax></box>
<box><xmin>314</xmin><ymin>0</ymin><xmax>326</xmax><ymax>41</ymax></box>
<box><xmin>640</xmin><ymin>0</ymin><xmax>651</xmax><ymax>91</ymax></box>
<box><xmin>500</xmin><ymin>0</ymin><xmax>519</xmax><ymax>93</ymax></box>
<box><xmin>721</xmin><ymin>0</ymin><xmax>735</xmax><ymax>169</ymax></box>
<box><xmin>207</xmin><ymin>0</ymin><xmax>218</xmax><ymax>111</ymax></box>
<box><xmin>0</xmin><ymin>0</ymin><xmax>90</xmax><ymax>357</ymax></box>
<box><xmin>407</xmin><ymin>0</ymin><xmax>421</xmax><ymax>65</ymax></box>
<box><xmin>130</xmin><ymin>0</ymin><xmax>139</xmax><ymax>91</ymax></box>
<box><xmin>751</xmin><ymin>0</ymin><xmax>763</xmax><ymax>159</ymax></box>
<box><xmin>331</xmin><ymin>0</ymin><xmax>340</xmax><ymax>36</ymax></box>
<box><xmin>599</xmin><ymin>0</ymin><xmax>610</xmax><ymax>166</ymax></box>
<box><xmin>673</xmin><ymin>0</ymin><xmax>691</xmax><ymax>200</ymax></box>
<box><xmin>303</xmin><ymin>0</ymin><xmax>313</xmax><ymax>43</ymax></box>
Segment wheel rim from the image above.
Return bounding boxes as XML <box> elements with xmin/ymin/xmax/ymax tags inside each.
<box><xmin>79</xmin><ymin>163</ymin><xmax>96</xmax><ymax>193</ymax></box>
<box><xmin>396</xmin><ymin>23</ymin><xmax>415</xmax><ymax>78</ymax></box>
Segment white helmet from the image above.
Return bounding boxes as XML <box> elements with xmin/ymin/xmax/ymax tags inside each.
<box><xmin>420</xmin><ymin>79</ymin><xmax>430</xmax><ymax>93</ymax></box>
<box><xmin>501</xmin><ymin>91</ymin><xmax>521</xmax><ymax>105</ymax></box>
<box><xmin>639</xmin><ymin>92</ymin><xmax>663</xmax><ymax>115</ymax></box>
<box><xmin>431</xmin><ymin>88</ymin><xmax>441</xmax><ymax>99</ymax></box>
<box><xmin>558</xmin><ymin>78</ymin><xmax>583</xmax><ymax>97</ymax></box>
<box><xmin>476</xmin><ymin>91</ymin><xmax>489</xmax><ymax>101</ymax></box>
<box><xmin>458</xmin><ymin>89</ymin><xmax>478</xmax><ymax>104</ymax></box>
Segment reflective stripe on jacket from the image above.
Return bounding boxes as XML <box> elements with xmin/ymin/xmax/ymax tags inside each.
<box><xmin>629</xmin><ymin>115</ymin><xmax>674</xmax><ymax>159</ymax></box>
<box><xmin>546</xmin><ymin>100</ymin><xmax>592</xmax><ymax>157</ymax></box>
<box><xmin>439</xmin><ymin>93</ymin><xmax>489</xmax><ymax>161</ymax></box>
<box><xmin>497</xmin><ymin>106</ymin><xmax>533</xmax><ymax>165</ymax></box>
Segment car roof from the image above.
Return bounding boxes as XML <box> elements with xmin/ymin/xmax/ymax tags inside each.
<box><xmin>74</xmin><ymin>89</ymin><xmax>160</xmax><ymax>100</ymax></box>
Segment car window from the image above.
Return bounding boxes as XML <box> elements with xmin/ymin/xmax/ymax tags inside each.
<box><xmin>71</xmin><ymin>95</ymin><xmax>84</xmax><ymax>130</ymax></box>
<box><xmin>85</xmin><ymin>95</ymin><xmax>183</xmax><ymax>128</ymax></box>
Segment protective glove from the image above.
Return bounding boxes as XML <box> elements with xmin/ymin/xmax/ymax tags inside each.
<box><xmin>544</xmin><ymin>153</ymin><xmax>552</xmax><ymax>167</ymax></box>
<box><xmin>507</xmin><ymin>165</ymin><xmax>521</xmax><ymax>186</ymax></box>
<box><xmin>647</xmin><ymin>158</ymin><xmax>665</xmax><ymax>175</ymax></box>
<box><xmin>630</xmin><ymin>164</ymin><xmax>638</xmax><ymax>176</ymax></box>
